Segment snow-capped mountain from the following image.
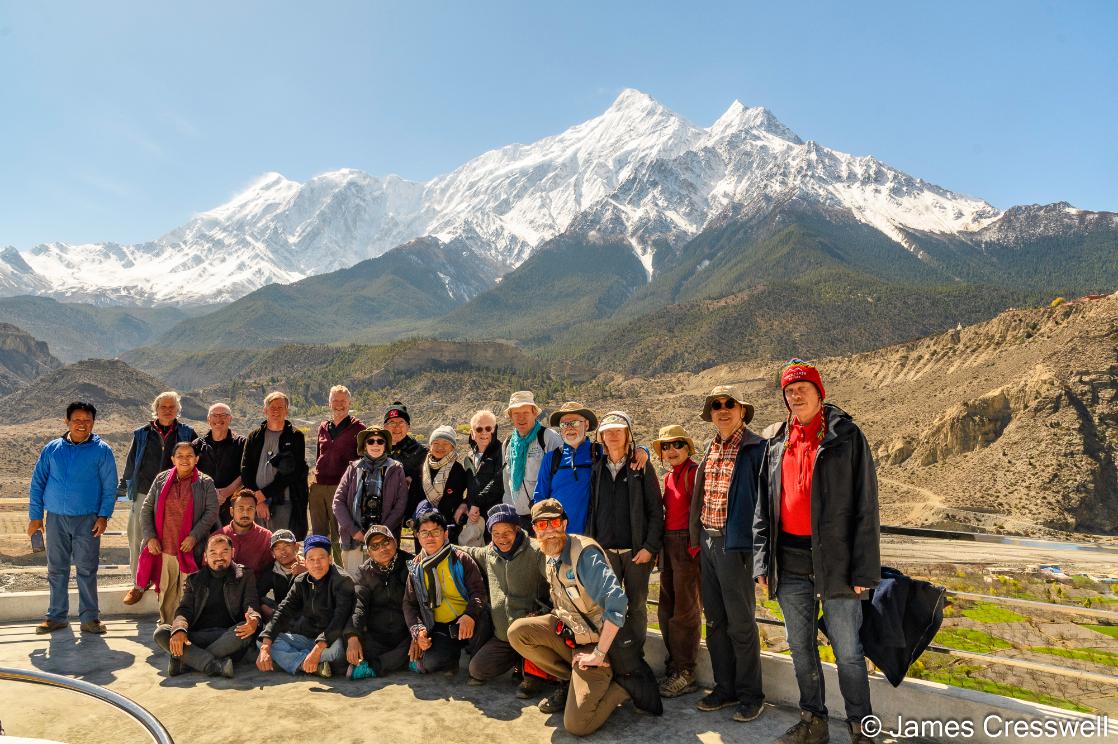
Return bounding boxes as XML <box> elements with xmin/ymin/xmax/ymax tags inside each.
<box><xmin>1</xmin><ymin>88</ymin><xmax>1055</xmax><ymax>306</ymax></box>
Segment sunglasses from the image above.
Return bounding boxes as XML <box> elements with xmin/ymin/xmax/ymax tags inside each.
<box><xmin>533</xmin><ymin>517</ymin><xmax>565</xmax><ymax>531</ymax></box>
<box><xmin>366</xmin><ymin>438</ymin><xmax>387</xmax><ymax>446</ymax></box>
<box><xmin>557</xmin><ymin>420</ymin><xmax>585</xmax><ymax>430</ymax></box>
<box><xmin>474</xmin><ymin>425</ymin><xmax>493</xmax><ymax>433</ymax></box>
<box><xmin>367</xmin><ymin>539</ymin><xmax>393</xmax><ymax>551</ymax></box>
<box><xmin>709</xmin><ymin>399</ymin><xmax>737</xmax><ymax>411</ymax></box>
<box><xmin>661</xmin><ymin>441</ymin><xmax>689</xmax><ymax>451</ymax></box>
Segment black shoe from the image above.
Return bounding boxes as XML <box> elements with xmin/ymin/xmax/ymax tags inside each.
<box><xmin>539</xmin><ymin>681</ymin><xmax>569</xmax><ymax>714</ymax></box>
<box><xmin>732</xmin><ymin>699</ymin><xmax>765</xmax><ymax>722</ymax></box>
<box><xmin>167</xmin><ymin>656</ymin><xmax>186</xmax><ymax>677</ymax></box>
<box><xmin>776</xmin><ymin>710</ymin><xmax>829</xmax><ymax>743</ymax></box>
<box><xmin>696</xmin><ymin>690</ymin><xmax>738</xmax><ymax>712</ymax></box>
<box><xmin>205</xmin><ymin>658</ymin><xmax>235</xmax><ymax>678</ymax></box>
<box><xmin>848</xmin><ymin>720</ymin><xmax>877</xmax><ymax>744</ymax></box>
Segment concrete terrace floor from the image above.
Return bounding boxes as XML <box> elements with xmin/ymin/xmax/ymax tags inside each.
<box><xmin>0</xmin><ymin>618</ymin><xmax>815</xmax><ymax>744</ymax></box>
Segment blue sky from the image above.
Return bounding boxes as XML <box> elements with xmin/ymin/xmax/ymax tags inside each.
<box><xmin>1</xmin><ymin>0</ymin><xmax>1115</xmax><ymax>248</ymax></box>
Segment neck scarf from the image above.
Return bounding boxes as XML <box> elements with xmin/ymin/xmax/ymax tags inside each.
<box><xmin>419</xmin><ymin>541</ymin><xmax>454</xmax><ymax>610</ymax></box>
<box><xmin>508</xmin><ymin>421</ymin><xmax>541</xmax><ymax>492</ymax></box>
<box><xmin>494</xmin><ymin>530</ymin><xmax>525</xmax><ymax>561</ymax></box>
<box><xmin>422</xmin><ymin>449</ymin><xmax>457</xmax><ymax>505</ymax></box>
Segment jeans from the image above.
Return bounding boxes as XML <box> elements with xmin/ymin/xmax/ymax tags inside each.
<box><xmin>700</xmin><ymin>530</ymin><xmax>763</xmax><ymax>705</ymax></box>
<box><xmin>265</xmin><ymin>633</ymin><xmax>345</xmax><ymax>674</ymax></box>
<box><xmin>46</xmin><ymin>513</ymin><xmax>101</xmax><ymax>623</ymax></box>
<box><xmin>154</xmin><ymin>625</ymin><xmax>253</xmax><ymax>672</ymax></box>
<box><xmin>777</xmin><ymin>571</ymin><xmax>872</xmax><ymax>722</ymax></box>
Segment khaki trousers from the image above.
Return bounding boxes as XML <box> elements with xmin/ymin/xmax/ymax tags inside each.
<box><xmin>157</xmin><ymin>556</ymin><xmax>186</xmax><ymax>625</ymax></box>
<box><xmin>507</xmin><ymin>615</ymin><xmax>629</xmax><ymax>736</ymax></box>
<box><xmin>308</xmin><ymin>482</ymin><xmax>342</xmax><ymax>562</ymax></box>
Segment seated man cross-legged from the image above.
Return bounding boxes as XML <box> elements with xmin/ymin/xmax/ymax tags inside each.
<box><xmin>153</xmin><ymin>532</ymin><xmax>261</xmax><ymax>678</ymax></box>
<box><xmin>344</xmin><ymin>525</ymin><xmax>413</xmax><ymax>680</ymax></box>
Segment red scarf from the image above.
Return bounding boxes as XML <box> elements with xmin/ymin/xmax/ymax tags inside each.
<box><xmin>136</xmin><ymin>468</ymin><xmax>199</xmax><ymax>592</ymax></box>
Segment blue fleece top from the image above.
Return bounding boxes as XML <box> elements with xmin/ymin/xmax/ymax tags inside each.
<box><xmin>533</xmin><ymin>439</ymin><xmax>594</xmax><ymax>534</ymax></box>
<box><xmin>29</xmin><ymin>433</ymin><xmax>118</xmax><ymax>520</ymax></box>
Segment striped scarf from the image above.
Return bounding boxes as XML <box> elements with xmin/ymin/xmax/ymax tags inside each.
<box><xmin>422</xmin><ymin>449</ymin><xmax>458</xmax><ymax>506</ymax></box>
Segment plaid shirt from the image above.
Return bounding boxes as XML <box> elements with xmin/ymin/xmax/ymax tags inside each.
<box><xmin>700</xmin><ymin>426</ymin><xmax>744</xmax><ymax>530</ymax></box>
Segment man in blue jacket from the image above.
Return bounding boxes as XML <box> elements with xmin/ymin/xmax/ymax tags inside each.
<box><xmin>688</xmin><ymin>385</ymin><xmax>767</xmax><ymax>723</ymax></box>
<box><xmin>27</xmin><ymin>402</ymin><xmax>118</xmax><ymax>635</ymax></box>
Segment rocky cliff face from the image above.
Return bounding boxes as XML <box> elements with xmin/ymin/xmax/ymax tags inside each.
<box><xmin>0</xmin><ymin>323</ymin><xmax>62</xmax><ymax>396</ymax></box>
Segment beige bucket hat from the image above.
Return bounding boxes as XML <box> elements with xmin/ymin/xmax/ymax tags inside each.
<box><xmin>650</xmin><ymin>424</ymin><xmax>697</xmax><ymax>458</ymax></box>
<box><xmin>700</xmin><ymin>385</ymin><xmax>755</xmax><ymax>424</ymax></box>
<box><xmin>505</xmin><ymin>390</ymin><xmax>541</xmax><ymax>417</ymax></box>
<box><xmin>548</xmin><ymin>401</ymin><xmax>598</xmax><ymax>431</ymax></box>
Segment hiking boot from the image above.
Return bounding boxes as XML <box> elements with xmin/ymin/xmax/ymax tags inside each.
<box><xmin>122</xmin><ymin>587</ymin><xmax>145</xmax><ymax>605</ymax></box>
<box><xmin>35</xmin><ymin>619</ymin><xmax>69</xmax><ymax>635</ymax></box>
<box><xmin>516</xmin><ymin>674</ymin><xmax>544</xmax><ymax>699</ymax></box>
<box><xmin>659</xmin><ymin>669</ymin><xmax>698</xmax><ymax>698</ymax></box>
<box><xmin>539</xmin><ymin>681</ymin><xmax>569</xmax><ymax>714</ymax></box>
<box><xmin>79</xmin><ymin>620</ymin><xmax>107</xmax><ymax>635</ymax></box>
<box><xmin>733</xmin><ymin>699</ymin><xmax>765</xmax><ymax>722</ymax></box>
<box><xmin>348</xmin><ymin>661</ymin><xmax>376</xmax><ymax>680</ymax></box>
<box><xmin>848</xmin><ymin>719</ymin><xmax>876</xmax><ymax>744</ymax></box>
<box><xmin>696</xmin><ymin>690</ymin><xmax>738</xmax><ymax>712</ymax></box>
<box><xmin>167</xmin><ymin>656</ymin><xmax>187</xmax><ymax>677</ymax></box>
<box><xmin>775</xmin><ymin>710</ymin><xmax>829</xmax><ymax>744</ymax></box>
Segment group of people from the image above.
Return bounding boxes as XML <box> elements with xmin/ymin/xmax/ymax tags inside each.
<box><xmin>27</xmin><ymin>359</ymin><xmax>880</xmax><ymax>743</ymax></box>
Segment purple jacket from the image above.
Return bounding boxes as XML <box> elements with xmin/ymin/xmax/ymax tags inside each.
<box><xmin>333</xmin><ymin>457</ymin><xmax>407</xmax><ymax>548</ymax></box>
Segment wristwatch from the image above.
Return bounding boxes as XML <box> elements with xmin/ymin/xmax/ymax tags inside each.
<box><xmin>591</xmin><ymin>646</ymin><xmax>606</xmax><ymax>659</ymax></box>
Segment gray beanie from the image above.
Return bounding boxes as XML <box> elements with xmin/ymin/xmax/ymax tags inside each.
<box><xmin>429</xmin><ymin>425</ymin><xmax>458</xmax><ymax>447</ymax></box>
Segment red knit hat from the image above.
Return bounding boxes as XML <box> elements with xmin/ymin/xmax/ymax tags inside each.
<box><xmin>780</xmin><ymin>359</ymin><xmax>825</xmax><ymax>409</ymax></box>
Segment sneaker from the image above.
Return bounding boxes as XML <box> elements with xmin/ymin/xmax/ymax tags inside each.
<box><xmin>659</xmin><ymin>669</ymin><xmax>698</xmax><ymax>698</ymax></box>
<box><xmin>167</xmin><ymin>656</ymin><xmax>186</xmax><ymax>677</ymax></box>
<box><xmin>848</xmin><ymin>719</ymin><xmax>877</xmax><ymax>744</ymax></box>
<box><xmin>79</xmin><ymin>620</ymin><xmax>107</xmax><ymax>635</ymax></box>
<box><xmin>348</xmin><ymin>661</ymin><xmax>376</xmax><ymax>680</ymax></box>
<box><xmin>408</xmin><ymin>660</ymin><xmax>423</xmax><ymax>673</ymax></box>
<box><xmin>538</xmin><ymin>681</ymin><xmax>569</xmax><ymax>714</ymax></box>
<box><xmin>34</xmin><ymin>619</ymin><xmax>69</xmax><ymax>635</ymax></box>
<box><xmin>696</xmin><ymin>690</ymin><xmax>738</xmax><ymax>712</ymax></box>
<box><xmin>732</xmin><ymin>700</ymin><xmax>765</xmax><ymax>722</ymax></box>
<box><xmin>215</xmin><ymin>658</ymin><xmax>235</xmax><ymax>679</ymax></box>
<box><xmin>122</xmin><ymin>587</ymin><xmax>145</xmax><ymax>605</ymax></box>
<box><xmin>314</xmin><ymin>661</ymin><xmax>333</xmax><ymax>678</ymax></box>
<box><xmin>516</xmin><ymin>674</ymin><xmax>544</xmax><ymax>699</ymax></box>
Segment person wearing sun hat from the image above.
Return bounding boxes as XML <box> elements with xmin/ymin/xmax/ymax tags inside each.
<box><xmin>332</xmin><ymin>425</ymin><xmax>408</xmax><ymax>575</ymax></box>
<box><xmin>502</xmin><ymin>391</ymin><xmax>563</xmax><ymax>529</ymax></box>
<box><xmin>586</xmin><ymin>410</ymin><xmax>663</xmax><ymax>646</ymax></box>
<box><xmin>689</xmin><ymin>384</ymin><xmax>767</xmax><ymax>723</ymax></box>
<box><xmin>650</xmin><ymin>424</ymin><xmax>702</xmax><ymax>698</ymax></box>
<box><xmin>754</xmin><ymin>360</ymin><xmax>881</xmax><ymax>744</ymax></box>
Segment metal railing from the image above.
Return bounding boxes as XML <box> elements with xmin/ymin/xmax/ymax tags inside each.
<box><xmin>0</xmin><ymin>667</ymin><xmax>174</xmax><ymax>744</ymax></box>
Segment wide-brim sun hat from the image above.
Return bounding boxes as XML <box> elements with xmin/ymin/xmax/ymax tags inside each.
<box><xmin>548</xmin><ymin>401</ymin><xmax>599</xmax><ymax>431</ymax></box>
<box><xmin>651</xmin><ymin>424</ymin><xmax>696</xmax><ymax>458</ymax></box>
<box><xmin>700</xmin><ymin>385</ymin><xmax>755</xmax><ymax>424</ymax></box>
<box><xmin>505</xmin><ymin>390</ymin><xmax>541</xmax><ymax>417</ymax></box>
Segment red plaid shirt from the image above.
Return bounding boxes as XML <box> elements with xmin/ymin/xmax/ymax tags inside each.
<box><xmin>700</xmin><ymin>426</ymin><xmax>744</xmax><ymax>530</ymax></box>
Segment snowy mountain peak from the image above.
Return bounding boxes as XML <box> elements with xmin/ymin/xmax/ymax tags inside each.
<box><xmin>708</xmin><ymin>101</ymin><xmax>802</xmax><ymax>144</ymax></box>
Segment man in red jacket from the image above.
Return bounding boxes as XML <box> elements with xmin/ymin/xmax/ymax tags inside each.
<box><xmin>754</xmin><ymin>360</ymin><xmax>881</xmax><ymax>744</ymax></box>
<box><xmin>310</xmin><ymin>385</ymin><xmax>364</xmax><ymax>561</ymax></box>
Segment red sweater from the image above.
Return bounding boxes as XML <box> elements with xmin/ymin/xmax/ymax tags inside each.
<box><xmin>662</xmin><ymin>460</ymin><xmax>697</xmax><ymax>532</ymax></box>
<box><xmin>221</xmin><ymin>522</ymin><xmax>274</xmax><ymax>579</ymax></box>
<box><xmin>314</xmin><ymin>416</ymin><xmax>366</xmax><ymax>486</ymax></box>
<box><xmin>780</xmin><ymin>411</ymin><xmax>824</xmax><ymax>536</ymax></box>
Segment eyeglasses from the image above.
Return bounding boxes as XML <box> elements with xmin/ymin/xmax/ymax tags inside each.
<box><xmin>366</xmin><ymin>438</ymin><xmax>386</xmax><ymax>446</ymax></box>
<box><xmin>533</xmin><ymin>517</ymin><xmax>565</xmax><ymax>531</ymax></box>
<box><xmin>661</xmin><ymin>441</ymin><xmax>689</xmax><ymax>451</ymax></box>
<box><xmin>557</xmin><ymin>420</ymin><xmax>585</xmax><ymax>430</ymax></box>
<box><xmin>709</xmin><ymin>399</ymin><xmax>737</xmax><ymax>411</ymax></box>
<box><xmin>473</xmin><ymin>425</ymin><xmax>493</xmax><ymax>433</ymax></box>
<box><xmin>416</xmin><ymin>528</ymin><xmax>444</xmax><ymax>539</ymax></box>
<box><xmin>367</xmin><ymin>539</ymin><xmax>393</xmax><ymax>551</ymax></box>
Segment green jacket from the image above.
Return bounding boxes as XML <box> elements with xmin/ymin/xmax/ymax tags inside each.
<box><xmin>462</xmin><ymin>533</ymin><xmax>550</xmax><ymax>641</ymax></box>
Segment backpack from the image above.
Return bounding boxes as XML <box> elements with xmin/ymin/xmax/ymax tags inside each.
<box><xmin>549</xmin><ymin>440</ymin><xmax>603</xmax><ymax>478</ymax></box>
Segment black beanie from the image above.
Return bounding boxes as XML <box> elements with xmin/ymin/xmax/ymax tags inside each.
<box><xmin>384</xmin><ymin>401</ymin><xmax>411</xmax><ymax>425</ymax></box>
